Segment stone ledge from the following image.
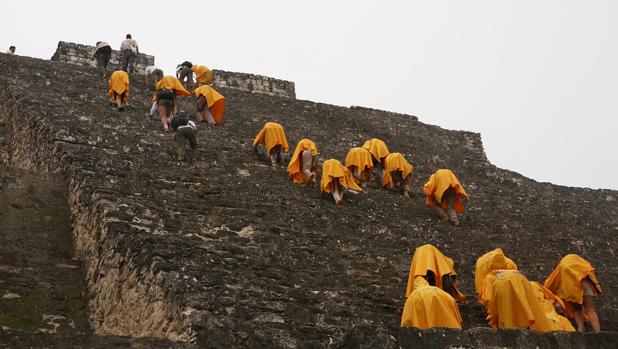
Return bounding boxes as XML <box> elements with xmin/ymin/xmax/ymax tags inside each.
<box><xmin>51</xmin><ymin>41</ymin><xmax>154</xmax><ymax>75</ymax></box>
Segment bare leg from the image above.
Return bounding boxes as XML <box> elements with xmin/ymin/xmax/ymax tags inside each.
<box><xmin>569</xmin><ymin>301</ymin><xmax>586</xmax><ymax>332</ymax></box>
<box><xmin>332</xmin><ymin>179</ymin><xmax>343</xmax><ymax>206</ymax></box>
<box><xmin>269</xmin><ymin>145</ymin><xmax>281</xmax><ymax>166</ymax></box>
<box><xmin>583</xmin><ymin>295</ymin><xmax>601</xmax><ymax>332</ymax></box>
<box><xmin>114</xmin><ymin>94</ymin><xmax>123</xmax><ymax>110</ymax></box>
<box><xmin>202</xmin><ymin>107</ymin><xmax>215</xmax><ymax>125</ymax></box>
<box><xmin>158</xmin><ymin>105</ymin><xmax>170</xmax><ymax>133</ymax></box>
<box><xmin>435</xmin><ymin>206</ymin><xmax>449</xmax><ymax>221</ymax></box>
<box><xmin>444</xmin><ymin>188</ymin><xmax>459</xmax><ymax>224</ymax></box>
<box><xmin>301</xmin><ymin>150</ymin><xmax>314</xmax><ymax>182</ymax></box>
<box><xmin>402</xmin><ymin>174</ymin><xmax>412</xmax><ymax>198</ymax></box>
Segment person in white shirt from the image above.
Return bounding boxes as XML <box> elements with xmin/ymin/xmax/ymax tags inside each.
<box><xmin>144</xmin><ymin>66</ymin><xmax>163</xmax><ymax>90</ymax></box>
<box><xmin>6</xmin><ymin>46</ymin><xmax>15</xmax><ymax>54</ymax></box>
<box><xmin>119</xmin><ymin>34</ymin><xmax>139</xmax><ymax>73</ymax></box>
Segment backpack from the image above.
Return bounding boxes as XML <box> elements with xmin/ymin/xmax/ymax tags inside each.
<box><xmin>171</xmin><ymin>112</ymin><xmax>190</xmax><ymax>131</ymax></box>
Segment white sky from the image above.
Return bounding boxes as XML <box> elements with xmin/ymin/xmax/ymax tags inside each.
<box><xmin>3</xmin><ymin>1</ymin><xmax>617</xmax><ymax>189</ymax></box>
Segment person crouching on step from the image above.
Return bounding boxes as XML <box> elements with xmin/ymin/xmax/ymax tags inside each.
<box><xmin>320</xmin><ymin>159</ymin><xmax>362</xmax><ymax>206</ymax></box>
<box><xmin>171</xmin><ymin>112</ymin><xmax>197</xmax><ymax>162</ymax></box>
<box><xmin>382</xmin><ymin>152</ymin><xmax>413</xmax><ymax>198</ymax></box>
<box><xmin>252</xmin><ymin>122</ymin><xmax>289</xmax><ymax>166</ymax></box>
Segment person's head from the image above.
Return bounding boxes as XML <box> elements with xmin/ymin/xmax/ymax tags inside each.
<box><xmin>9</xmin><ymin>46</ymin><xmax>15</xmax><ymax>53</ymax></box>
<box><xmin>181</xmin><ymin>61</ymin><xmax>193</xmax><ymax>68</ymax></box>
<box><xmin>126</xmin><ymin>34</ymin><xmax>132</xmax><ymax>39</ymax></box>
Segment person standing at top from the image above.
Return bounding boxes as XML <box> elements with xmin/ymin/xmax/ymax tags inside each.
<box><xmin>91</xmin><ymin>41</ymin><xmax>112</xmax><ymax>76</ymax></box>
<box><xmin>6</xmin><ymin>46</ymin><xmax>15</xmax><ymax>54</ymax></box>
<box><xmin>119</xmin><ymin>34</ymin><xmax>139</xmax><ymax>73</ymax></box>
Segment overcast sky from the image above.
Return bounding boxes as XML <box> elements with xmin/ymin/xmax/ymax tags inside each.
<box><xmin>3</xmin><ymin>1</ymin><xmax>617</xmax><ymax>189</ymax></box>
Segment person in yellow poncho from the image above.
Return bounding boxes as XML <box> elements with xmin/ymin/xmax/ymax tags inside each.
<box><xmin>423</xmin><ymin>169</ymin><xmax>468</xmax><ymax>225</ymax></box>
<box><xmin>194</xmin><ymin>85</ymin><xmax>225</xmax><ymax>125</ymax></box>
<box><xmin>320</xmin><ymin>159</ymin><xmax>362</xmax><ymax>206</ymax></box>
<box><xmin>252</xmin><ymin>122</ymin><xmax>289</xmax><ymax>166</ymax></box>
<box><xmin>108</xmin><ymin>70</ymin><xmax>129</xmax><ymax>111</ymax></box>
<box><xmin>362</xmin><ymin>138</ymin><xmax>390</xmax><ymax>167</ymax></box>
<box><xmin>482</xmin><ymin>269</ymin><xmax>554</xmax><ymax>332</ymax></box>
<box><xmin>382</xmin><ymin>152</ymin><xmax>413</xmax><ymax>198</ymax></box>
<box><xmin>405</xmin><ymin>244</ymin><xmax>465</xmax><ymax>301</ymax></box>
<box><xmin>474</xmin><ymin>248</ymin><xmax>518</xmax><ymax>298</ymax></box>
<box><xmin>344</xmin><ymin>147</ymin><xmax>373</xmax><ymax>187</ymax></box>
<box><xmin>152</xmin><ymin>76</ymin><xmax>191</xmax><ymax>133</ymax></box>
<box><xmin>529</xmin><ymin>281</ymin><xmax>576</xmax><ymax>332</ymax></box>
<box><xmin>192</xmin><ymin>64</ymin><xmax>213</xmax><ymax>86</ymax></box>
<box><xmin>287</xmin><ymin>139</ymin><xmax>318</xmax><ymax>184</ymax></box>
<box><xmin>544</xmin><ymin>254</ymin><xmax>603</xmax><ymax>332</ymax></box>
<box><xmin>400</xmin><ymin>276</ymin><xmax>462</xmax><ymax>329</ymax></box>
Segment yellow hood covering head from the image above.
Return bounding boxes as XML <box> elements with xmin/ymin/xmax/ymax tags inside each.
<box><xmin>544</xmin><ymin>254</ymin><xmax>602</xmax><ymax>307</ymax></box>
<box><xmin>423</xmin><ymin>169</ymin><xmax>469</xmax><ymax>213</ymax></box>
<box><xmin>252</xmin><ymin>122</ymin><xmax>289</xmax><ymax>154</ymax></box>
<box><xmin>382</xmin><ymin>153</ymin><xmax>414</xmax><ymax>188</ymax></box>
<box><xmin>405</xmin><ymin>244</ymin><xmax>464</xmax><ymax>300</ymax></box>
<box><xmin>153</xmin><ymin>76</ymin><xmax>191</xmax><ymax>100</ymax></box>
<box><xmin>287</xmin><ymin>139</ymin><xmax>318</xmax><ymax>184</ymax></box>
<box><xmin>529</xmin><ymin>281</ymin><xmax>575</xmax><ymax>331</ymax></box>
<box><xmin>320</xmin><ymin>159</ymin><xmax>363</xmax><ymax>193</ymax></box>
<box><xmin>108</xmin><ymin>70</ymin><xmax>129</xmax><ymax>102</ymax></box>
<box><xmin>194</xmin><ymin>85</ymin><xmax>226</xmax><ymax>124</ymax></box>
<box><xmin>191</xmin><ymin>65</ymin><xmax>213</xmax><ymax>85</ymax></box>
<box><xmin>361</xmin><ymin>138</ymin><xmax>390</xmax><ymax>162</ymax></box>
<box><xmin>400</xmin><ymin>276</ymin><xmax>463</xmax><ymax>330</ymax></box>
<box><xmin>344</xmin><ymin>147</ymin><xmax>374</xmax><ymax>172</ymax></box>
<box><xmin>486</xmin><ymin>270</ymin><xmax>554</xmax><ymax>332</ymax></box>
<box><xmin>474</xmin><ymin>248</ymin><xmax>518</xmax><ymax>296</ymax></box>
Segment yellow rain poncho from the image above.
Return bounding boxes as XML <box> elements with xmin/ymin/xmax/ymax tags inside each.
<box><xmin>475</xmin><ymin>248</ymin><xmax>518</xmax><ymax>297</ymax></box>
<box><xmin>423</xmin><ymin>169</ymin><xmax>469</xmax><ymax>214</ymax></box>
<box><xmin>382</xmin><ymin>153</ymin><xmax>414</xmax><ymax>189</ymax></box>
<box><xmin>400</xmin><ymin>276</ymin><xmax>462</xmax><ymax>329</ymax></box>
<box><xmin>153</xmin><ymin>76</ymin><xmax>191</xmax><ymax>101</ymax></box>
<box><xmin>485</xmin><ymin>270</ymin><xmax>554</xmax><ymax>332</ymax></box>
<box><xmin>287</xmin><ymin>139</ymin><xmax>318</xmax><ymax>184</ymax></box>
<box><xmin>320</xmin><ymin>159</ymin><xmax>362</xmax><ymax>193</ymax></box>
<box><xmin>362</xmin><ymin>138</ymin><xmax>390</xmax><ymax>163</ymax></box>
<box><xmin>405</xmin><ymin>244</ymin><xmax>464</xmax><ymax>301</ymax></box>
<box><xmin>529</xmin><ymin>281</ymin><xmax>575</xmax><ymax>331</ymax></box>
<box><xmin>252</xmin><ymin>122</ymin><xmax>289</xmax><ymax>155</ymax></box>
<box><xmin>194</xmin><ymin>85</ymin><xmax>226</xmax><ymax>124</ymax></box>
<box><xmin>108</xmin><ymin>70</ymin><xmax>129</xmax><ymax>102</ymax></box>
<box><xmin>191</xmin><ymin>65</ymin><xmax>213</xmax><ymax>85</ymax></box>
<box><xmin>344</xmin><ymin>147</ymin><xmax>373</xmax><ymax>173</ymax></box>
<box><xmin>544</xmin><ymin>254</ymin><xmax>602</xmax><ymax>315</ymax></box>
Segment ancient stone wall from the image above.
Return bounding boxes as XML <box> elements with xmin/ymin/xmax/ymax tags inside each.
<box><xmin>212</xmin><ymin>69</ymin><xmax>296</xmax><ymax>99</ymax></box>
<box><xmin>1</xmin><ymin>53</ymin><xmax>617</xmax><ymax>348</ymax></box>
<box><xmin>50</xmin><ymin>41</ymin><xmax>154</xmax><ymax>75</ymax></box>
<box><xmin>49</xmin><ymin>41</ymin><xmax>295</xmax><ymax>98</ymax></box>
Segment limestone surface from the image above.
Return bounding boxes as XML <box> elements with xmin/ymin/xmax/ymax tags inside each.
<box><xmin>0</xmin><ymin>52</ymin><xmax>617</xmax><ymax>348</ymax></box>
